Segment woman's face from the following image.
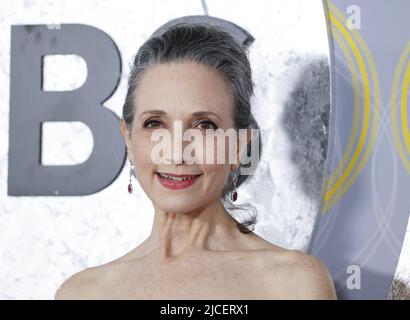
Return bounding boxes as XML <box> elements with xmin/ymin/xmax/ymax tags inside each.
<box><xmin>120</xmin><ymin>61</ymin><xmax>238</xmax><ymax>214</ymax></box>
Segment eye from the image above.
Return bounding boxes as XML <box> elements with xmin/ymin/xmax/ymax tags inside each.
<box><xmin>143</xmin><ymin>119</ymin><xmax>164</xmax><ymax>129</ymax></box>
<box><xmin>196</xmin><ymin>120</ymin><xmax>218</xmax><ymax>130</ymax></box>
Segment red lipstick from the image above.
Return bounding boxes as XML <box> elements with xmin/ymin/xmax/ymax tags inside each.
<box><xmin>156</xmin><ymin>172</ymin><xmax>202</xmax><ymax>190</ymax></box>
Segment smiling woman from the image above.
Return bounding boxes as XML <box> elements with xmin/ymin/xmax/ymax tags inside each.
<box><xmin>54</xmin><ymin>23</ymin><xmax>336</xmax><ymax>300</ymax></box>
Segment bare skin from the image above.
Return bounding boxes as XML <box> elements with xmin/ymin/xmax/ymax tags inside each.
<box><xmin>55</xmin><ymin>61</ymin><xmax>337</xmax><ymax>300</ymax></box>
<box><xmin>54</xmin><ymin>212</ymin><xmax>336</xmax><ymax>299</ymax></box>
<box><xmin>54</xmin><ymin>228</ymin><xmax>336</xmax><ymax>299</ymax></box>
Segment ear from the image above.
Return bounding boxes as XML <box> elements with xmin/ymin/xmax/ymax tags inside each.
<box><xmin>120</xmin><ymin>118</ymin><xmax>134</xmax><ymax>162</ymax></box>
<box><xmin>231</xmin><ymin>127</ymin><xmax>252</xmax><ymax>172</ymax></box>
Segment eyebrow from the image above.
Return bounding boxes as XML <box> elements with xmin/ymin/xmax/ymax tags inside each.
<box><xmin>139</xmin><ymin>109</ymin><xmax>223</xmax><ymax>121</ymax></box>
<box><xmin>139</xmin><ymin>109</ymin><xmax>166</xmax><ymax>118</ymax></box>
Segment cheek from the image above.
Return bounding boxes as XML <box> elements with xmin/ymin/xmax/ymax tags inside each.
<box><xmin>131</xmin><ymin>133</ymin><xmax>157</xmax><ymax>171</ymax></box>
<box><xmin>202</xmin><ymin>133</ymin><xmax>238</xmax><ymax>165</ymax></box>
<box><xmin>202</xmin><ymin>164</ymin><xmax>230</xmax><ymax>190</ymax></box>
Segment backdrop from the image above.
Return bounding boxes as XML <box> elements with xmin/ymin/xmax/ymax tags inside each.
<box><xmin>1</xmin><ymin>0</ymin><xmax>409</xmax><ymax>300</ymax></box>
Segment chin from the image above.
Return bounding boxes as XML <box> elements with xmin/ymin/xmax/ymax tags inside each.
<box><xmin>155</xmin><ymin>199</ymin><xmax>200</xmax><ymax>214</ymax></box>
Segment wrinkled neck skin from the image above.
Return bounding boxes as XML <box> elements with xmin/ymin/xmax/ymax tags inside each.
<box><xmin>144</xmin><ymin>200</ymin><xmax>245</xmax><ymax>262</ymax></box>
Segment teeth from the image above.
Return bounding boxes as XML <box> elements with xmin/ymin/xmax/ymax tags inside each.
<box><xmin>158</xmin><ymin>173</ymin><xmax>197</xmax><ymax>181</ymax></box>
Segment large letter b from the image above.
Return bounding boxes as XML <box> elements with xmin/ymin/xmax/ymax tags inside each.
<box><xmin>8</xmin><ymin>24</ymin><xmax>125</xmax><ymax>196</ymax></box>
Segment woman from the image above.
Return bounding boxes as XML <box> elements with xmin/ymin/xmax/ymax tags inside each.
<box><xmin>55</xmin><ymin>23</ymin><xmax>336</xmax><ymax>299</ymax></box>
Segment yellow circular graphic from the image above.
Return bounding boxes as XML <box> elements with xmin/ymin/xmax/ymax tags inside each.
<box><xmin>390</xmin><ymin>43</ymin><xmax>410</xmax><ymax>175</ymax></box>
<box><xmin>321</xmin><ymin>2</ymin><xmax>380</xmax><ymax>213</ymax></box>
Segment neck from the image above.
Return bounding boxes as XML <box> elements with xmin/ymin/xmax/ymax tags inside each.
<box><xmin>145</xmin><ymin>200</ymin><xmax>243</xmax><ymax>261</ymax></box>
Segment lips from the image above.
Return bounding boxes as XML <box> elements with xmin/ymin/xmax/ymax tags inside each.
<box><xmin>156</xmin><ymin>172</ymin><xmax>202</xmax><ymax>190</ymax></box>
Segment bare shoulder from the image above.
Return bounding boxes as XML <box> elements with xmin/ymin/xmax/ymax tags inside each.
<box><xmin>262</xmin><ymin>248</ymin><xmax>337</xmax><ymax>299</ymax></box>
<box><xmin>283</xmin><ymin>249</ymin><xmax>337</xmax><ymax>299</ymax></box>
<box><xmin>54</xmin><ymin>243</ymin><xmax>152</xmax><ymax>300</ymax></box>
<box><xmin>236</xmin><ymin>233</ymin><xmax>336</xmax><ymax>299</ymax></box>
<box><xmin>54</xmin><ymin>266</ymin><xmax>106</xmax><ymax>300</ymax></box>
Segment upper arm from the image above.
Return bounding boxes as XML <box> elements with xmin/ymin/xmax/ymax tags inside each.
<box><xmin>54</xmin><ymin>268</ymin><xmax>98</xmax><ymax>300</ymax></box>
<box><xmin>288</xmin><ymin>251</ymin><xmax>337</xmax><ymax>300</ymax></box>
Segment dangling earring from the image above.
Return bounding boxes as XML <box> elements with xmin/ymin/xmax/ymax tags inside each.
<box><xmin>231</xmin><ymin>171</ymin><xmax>238</xmax><ymax>202</ymax></box>
<box><xmin>128</xmin><ymin>160</ymin><xmax>134</xmax><ymax>194</ymax></box>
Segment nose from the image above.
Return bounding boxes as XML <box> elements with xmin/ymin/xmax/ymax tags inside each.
<box><xmin>164</xmin><ymin>120</ymin><xmax>190</xmax><ymax>165</ymax></box>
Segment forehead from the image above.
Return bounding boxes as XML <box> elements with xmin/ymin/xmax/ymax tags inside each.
<box><xmin>133</xmin><ymin>61</ymin><xmax>233</xmax><ymax>118</ymax></box>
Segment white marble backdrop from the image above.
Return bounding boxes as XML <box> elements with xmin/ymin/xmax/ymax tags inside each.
<box><xmin>1</xmin><ymin>0</ymin><xmax>333</xmax><ymax>299</ymax></box>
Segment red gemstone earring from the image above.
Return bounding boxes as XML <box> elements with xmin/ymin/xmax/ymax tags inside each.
<box><xmin>128</xmin><ymin>161</ymin><xmax>134</xmax><ymax>194</ymax></box>
<box><xmin>231</xmin><ymin>172</ymin><xmax>238</xmax><ymax>202</ymax></box>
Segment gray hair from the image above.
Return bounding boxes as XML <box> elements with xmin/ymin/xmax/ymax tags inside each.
<box><xmin>123</xmin><ymin>23</ymin><xmax>262</xmax><ymax>233</ymax></box>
